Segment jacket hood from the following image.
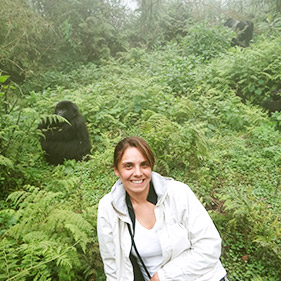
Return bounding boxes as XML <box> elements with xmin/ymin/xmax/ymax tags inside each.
<box><xmin>110</xmin><ymin>171</ymin><xmax>170</xmax><ymax>217</ymax></box>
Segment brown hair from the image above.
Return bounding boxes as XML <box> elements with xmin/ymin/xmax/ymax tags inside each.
<box><xmin>113</xmin><ymin>136</ymin><xmax>155</xmax><ymax>170</ymax></box>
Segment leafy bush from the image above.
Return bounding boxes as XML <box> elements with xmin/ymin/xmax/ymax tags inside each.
<box><xmin>194</xmin><ymin>38</ymin><xmax>281</xmax><ymax>110</ymax></box>
<box><xmin>0</xmin><ymin>0</ymin><xmax>59</xmax><ymax>82</ymax></box>
<box><xmin>179</xmin><ymin>23</ymin><xmax>234</xmax><ymax>61</ymax></box>
<box><xmin>0</xmin><ymin>185</ymin><xmax>100</xmax><ymax>280</ymax></box>
<box><xmin>0</xmin><ymin>77</ymin><xmax>43</xmax><ymax>200</ymax></box>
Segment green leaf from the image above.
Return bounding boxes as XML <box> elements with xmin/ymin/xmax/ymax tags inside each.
<box><xmin>0</xmin><ymin>75</ymin><xmax>9</xmax><ymax>83</ymax></box>
<box><xmin>249</xmin><ymin>83</ymin><xmax>255</xmax><ymax>93</ymax></box>
<box><xmin>255</xmin><ymin>88</ymin><xmax>263</xmax><ymax>95</ymax></box>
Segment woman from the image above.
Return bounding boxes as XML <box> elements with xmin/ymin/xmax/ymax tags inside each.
<box><xmin>97</xmin><ymin>136</ymin><xmax>228</xmax><ymax>281</ymax></box>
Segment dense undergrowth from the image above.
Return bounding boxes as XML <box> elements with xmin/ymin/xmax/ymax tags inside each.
<box><xmin>0</xmin><ymin>28</ymin><xmax>280</xmax><ymax>280</ymax></box>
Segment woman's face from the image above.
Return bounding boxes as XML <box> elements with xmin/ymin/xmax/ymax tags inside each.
<box><xmin>114</xmin><ymin>146</ymin><xmax>152</xmax><ymax>196</ymax></box>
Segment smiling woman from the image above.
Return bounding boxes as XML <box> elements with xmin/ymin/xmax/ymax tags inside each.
<box><xmin>114</xmin><ymin>146</ymin><xmax>152</xmax><ymax>197</ymax></box>
<box><xmin>97</xmin><ymin>136</ymin><xmax>228</xmax><ymax>281</ymax></box>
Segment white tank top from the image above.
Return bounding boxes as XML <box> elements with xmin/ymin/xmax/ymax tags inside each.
<box><xmin>132</xmin><ymin>219</ymin><xmax>163</xmax><ymax>280</ymax></box>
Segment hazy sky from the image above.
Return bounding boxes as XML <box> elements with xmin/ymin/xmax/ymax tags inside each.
<box><xmin>122</xmin><ymin>0</ymin><xmax>138</xmax><ymax>10</ymax></box>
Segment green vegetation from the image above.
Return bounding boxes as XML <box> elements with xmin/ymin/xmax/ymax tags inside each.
<box><xmin>0</xmin><ymin>0</ymin><xmax>281</xmax><ymax>280</ymax></box>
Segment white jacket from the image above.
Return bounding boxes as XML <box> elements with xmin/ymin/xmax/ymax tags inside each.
<box><xmin>97</xmin><ymin>172</ymin><xmax>227</xmax><ymax>281</ymax></box>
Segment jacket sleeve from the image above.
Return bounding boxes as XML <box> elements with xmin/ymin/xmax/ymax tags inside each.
<box><xmin>157</xmin><ymin>182</ymin><xmax>223</xmax><ymax>281</ymax></box>
<box><xmin>97</xmin><ymin>196</ymin><xmax>118</xmax><ymax>281</ymax></box>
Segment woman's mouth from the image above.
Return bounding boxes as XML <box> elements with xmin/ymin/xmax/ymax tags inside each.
<box><xmin>131</xmin><ymin>179</ymin><xmax>144</xmax><ymax>184</ymax></box>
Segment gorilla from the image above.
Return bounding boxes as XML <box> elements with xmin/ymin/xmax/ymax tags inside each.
<box><xmin>224</xmin><ymin>18</ymin><xmax>254</xmax><ymax>47</ymax></box>
<box><xmin>38</xmin><ymin>100</ymin><xmax>92</xmax><ymax>165</ymax></box>
<box><xmin>262</xmin><ymin>89</ymin><xmax>281</xmax><ymax>114</ymax></box>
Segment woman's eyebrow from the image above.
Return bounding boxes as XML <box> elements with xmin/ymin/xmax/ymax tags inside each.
<box><xmin>121</xmin><ymin>161</ymin><xmax>133</xmax><ymax>166</ymax></box>
<box><xmin>121</xmin><ymin>160</ymin><xmax>148</xmax><ymax>166</ymax></box>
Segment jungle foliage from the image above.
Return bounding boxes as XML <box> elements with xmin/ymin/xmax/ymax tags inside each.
<box><xmin>0</xmin><ymin>0</ymin><xmax>281</xmax><ymax>281</ymax></box>
<box><xmin>1</xmin><ymin>0</ymin><xmax>281</xmax><ymax>82</ymax></box>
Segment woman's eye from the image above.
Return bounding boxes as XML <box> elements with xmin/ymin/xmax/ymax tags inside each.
<box><xmin>125</xmin><ymin>164</ymin><xmax>132</xmax><ymax>169</ymax></box>
<box><xmin>141</xmin><ymin>162</ymin><xmax>148</xmax><ymax>167</ymax></box>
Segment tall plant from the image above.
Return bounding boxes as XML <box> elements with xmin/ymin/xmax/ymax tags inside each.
<box><xmin>28</xmin><ymin>0</ymin><xmax>129</xmax><ymax>61</ymax></box>
<box><xmin>0</xmin><ymin>0</ymin><xmax>58</xmax><ymax>82</ymax></box>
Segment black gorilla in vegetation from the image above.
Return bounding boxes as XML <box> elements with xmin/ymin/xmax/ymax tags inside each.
<box><xmin>38</xmin><ymin>100</ymin><xmax>92</xmax><ymax>165</ymax></box>
<box><xmin>262</xmin><ymin>89</ymin><xmax>281</xmax><ymax>114</ymax></box>
<box><xmin>224</xmin><ymin>18</ymin><xmax>254</xmax><ymax>47</ymax></box>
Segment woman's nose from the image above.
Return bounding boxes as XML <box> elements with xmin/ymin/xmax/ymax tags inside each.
<box><xmin>134</xmin><ymin>165</ymin><xmax>142</xmax><ymax>176</ymax></box>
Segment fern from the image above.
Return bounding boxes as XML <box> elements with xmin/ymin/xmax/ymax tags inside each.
<box><xmin>0</xmin><ymin>186</ymin><xmax>96</xmax><ymax>280</ymax></box>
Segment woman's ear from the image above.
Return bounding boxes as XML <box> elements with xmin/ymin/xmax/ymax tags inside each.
<box><xmin>114</xmin><ymin>167</ymin><xmax>120</xmax><ymax>177</ymax></box>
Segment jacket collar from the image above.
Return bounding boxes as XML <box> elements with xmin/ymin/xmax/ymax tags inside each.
<box><xmin>146</xmin><ymin>181</ymin><xmax>158</xmax><ymax>205</ymax></box>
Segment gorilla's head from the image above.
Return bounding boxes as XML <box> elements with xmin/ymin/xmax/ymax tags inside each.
<box><xmin>224</xmin><ymin>18</ymin><xmax>236</xmax><ymax>28</ymax></box>
<box><xmin>54</xmin><ymin>100</ymin><xmax>79</xmax><ymax>122</ymax></box>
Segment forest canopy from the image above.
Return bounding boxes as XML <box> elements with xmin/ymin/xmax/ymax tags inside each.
<box><xmin>0</xmin><ymin>0</ymin><xmax>281</xmax><ymax>280</ymax></box>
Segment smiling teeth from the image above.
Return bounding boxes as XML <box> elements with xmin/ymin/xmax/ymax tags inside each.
<box><xmin>132</xmin><ymin>180</ymin><xmax>143</xmax><ymax>183</ymax></box>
